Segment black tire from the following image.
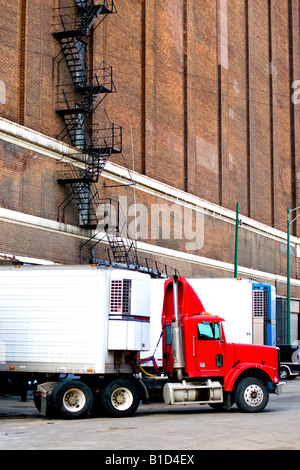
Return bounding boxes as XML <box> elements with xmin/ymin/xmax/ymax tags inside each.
<box><xmin>209</xmin><ymin>403</ymin><xmax>230</xmax><ymax>411</ymax></box>
<box><xmin>100</xmin><ymin>379</ymin><xmax>140</xmax><ymax>418</ymax></box>
<box><xmin>234</xmin><ymin>377</ymin><xmax>269</xmax><ymax>413</ymax></box>
<box><xmin>279</xmin><ymin>366</ymin><xmax>290</xmax><ymax>380</ymax></box>
<box><xmin>208</xmin><ymin>403</ymin><xmax>226</xmax><ymax>410</ymax></box>
<box><xmin>279</xmin><ymin>367</ymin><xmax>297</xmax><ymax>380</ymax></box>
<box><xmin>50</xmin><ymin>380</ymin><xmax>93</xmax><ymax>419</ymax></box>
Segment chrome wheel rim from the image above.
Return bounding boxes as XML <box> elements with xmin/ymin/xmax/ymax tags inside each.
<box><xmin>244</xmin><ymin>384</ymin><xmax>264</xmax><ymax>407</ymax></box>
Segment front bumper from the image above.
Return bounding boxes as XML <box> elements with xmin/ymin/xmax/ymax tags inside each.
<box><xmin>275</xmin><ymin>382</ymin><xmax>285</xmax><ymax>395</ymax></box>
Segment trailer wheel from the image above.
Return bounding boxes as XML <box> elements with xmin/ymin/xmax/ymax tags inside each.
<box><xmin>234</xmin><ymin>377</ymin><xmax>269</xmax><ymax>413</ymax></box>
<box><xmin>51</xmin><ymin>380</ymin><xmax>93</xmax><ymax>419</ymax></box>
<box><xmin>100</xmin><ymin>379</ymin><xmax>139</xmax><ymax>418</ymax></box>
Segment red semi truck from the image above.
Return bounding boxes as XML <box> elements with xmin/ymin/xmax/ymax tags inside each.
<box><xmin>158</xmin><ymin>277</ymin><xmax>282</xmax><ymax>412</ymax></box>
<box><xmin>0</xmin><ymin>266</ymin><xmax>282</xmax><ymax>418</ymax></box>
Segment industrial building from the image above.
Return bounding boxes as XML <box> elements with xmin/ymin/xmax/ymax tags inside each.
<box><xmin>0</xmin><ymin>0</ymin><xmax>299</xmax><ymax>341</ymax></box>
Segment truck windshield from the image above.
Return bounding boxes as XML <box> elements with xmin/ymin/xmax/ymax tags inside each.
<box><xmin>198</xmin><ymin>322</ymin><xmax>221</xmax><ymax>341</ymax></box>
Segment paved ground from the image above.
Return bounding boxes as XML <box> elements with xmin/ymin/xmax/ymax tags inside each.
<box><xmin>0</xmin><ymin>379</ymin><xmax>299</xmax><ymax>451</ymax></box>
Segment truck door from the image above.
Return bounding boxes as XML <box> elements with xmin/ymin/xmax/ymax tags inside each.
<box><xmin>195</xmin><ymin>321</ymin><xmax>225</xmax><ymax>376</ymax></box>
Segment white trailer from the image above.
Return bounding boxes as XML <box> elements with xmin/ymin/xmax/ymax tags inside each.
<box><xmin>0</xmin><ymin>264</ymin><xmax>151</xmax><ymax>417</ymax></box>
<box><xmin>188</xmin><ymin>278</ymin><xmax>276</xmax><ymax>347</ymax></box>
<box><xmin>0</xmin><ymin>264</ymin><xmax>151</xmax><ymax>374</ymax></box>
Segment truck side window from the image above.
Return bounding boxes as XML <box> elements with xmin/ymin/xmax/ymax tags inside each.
<box><xmin>198</xmin><ymin>322</ymin><xmax>221</xmax><ymax>340</ymax></box>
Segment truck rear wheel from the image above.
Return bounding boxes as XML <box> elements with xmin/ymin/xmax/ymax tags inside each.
<box><xmin>100</xmin><ymin>379</ymin><xmax>139</xmax><ymax>418</ymax></box>
<box><xmin>51</xmin><ymin>380</ymin><xmax>93</xmax><ymax>419</ymax></box>
<box><xmin>235</xmin><ymin>377</ymin><xmax>269</xmax><ymax>412</ymax></box>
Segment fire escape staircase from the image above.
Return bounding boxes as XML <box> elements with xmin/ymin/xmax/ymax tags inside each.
<box><xmin>53</xmin><ymin>1</ymin><xmax>116</xmax><ymax>39</ymax></box>
<box><xmin>53</xmin><ymin>2</ymin><xmax>178</xmax><ymax>276</ymax></box>
<box><xmin>77</xmin><ymin>198</ymin><xmax>138</xmax><ymax>266</ymax></box>
<box><xmin>56</xmin><ymin>124</ymin><xmax>122</xmax><ymax>229</ymax></box>
<box><xmin>53</xmin><ymin>1</ymin><xmax>121</xmax><ymax>230</ymax></box>
<box><xmin>81</xmin><ymin>199</ymin><xmax>180</xmax><ymax>278</ymax></box>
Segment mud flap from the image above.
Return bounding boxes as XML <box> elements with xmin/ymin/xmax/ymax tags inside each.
<box><xmin>36</xmin><ymin>382</ymin><xmax>59</xmax><ymax>416</ymax></box>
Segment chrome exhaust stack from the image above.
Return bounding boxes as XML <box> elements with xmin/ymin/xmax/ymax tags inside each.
<box><xmin>172</xmin><ymin>276</ymin><xmax>185</xmax><ymax>381</ymax></box>
<box><xmin>163</xmin><ymin>276</ymin><xmax>224</xmax><ymax>406</ymax></box>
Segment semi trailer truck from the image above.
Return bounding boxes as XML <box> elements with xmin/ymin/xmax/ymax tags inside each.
<box><xmin>0</xmin><ymin>265</ymin><xmax>282</xmax><ymax>419</ymax></box>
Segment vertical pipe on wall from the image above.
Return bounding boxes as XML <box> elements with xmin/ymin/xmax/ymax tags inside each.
<box><xmin>216</xmin><ymin>0</ymin><xmax>223</xmax><ymax>206</ymax></box>
<box><xmin>268</xmin><ymin>0</ymin><xmax>275</xmax><ymax>228</ymax></box>
<box><xmin>217</xmin><ymin>0</ymin><xmax>229</xmax><ymax>208</ymax></box>
<box><xmin>234</xmin><ymin>202</ymin><xmax>239</xmax><ymax>279</ymax></box>
<box><xmin>245</xmin><ymin>0</ymin><xmax>251</xmax><ymax>218</ymax></box>
<box><xmin>288</xmin><ymin>0</ymin><xmax>297</xmax><ymax>237</ymax></box>
<box><xmin>287</xmin><ymin>208</ymin><xmax>291</xmax><ymax>344</ymax></box>
<box><xmin>141</xmin><ymin>0</ymin><xmax>146</xmax><ymax>175</ymax></box>
<box><xmin>19</xmin><ymin>0</ymin><xmax>27</xmax><ymax>125</ymax></box>
<box><xmin>183</xmin><ymin>0</ymin><xmax>188</xmax><ymax>192</ymax></box>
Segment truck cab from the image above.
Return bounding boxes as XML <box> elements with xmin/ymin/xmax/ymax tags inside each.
<box><xmin>159</xmin><ymin>277</ymin><xmax>282</xmax><ymax>412</ymax></box>
<box><xmin>182</xmin><ymin>314</ymin><xmax>230</xmax><ymax>377</ymax></box>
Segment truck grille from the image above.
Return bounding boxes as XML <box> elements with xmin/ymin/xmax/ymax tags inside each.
<box><xmin>277</xmin><ymin>347</ymin><xmax>281</xmax><ymax>377</ymax></box>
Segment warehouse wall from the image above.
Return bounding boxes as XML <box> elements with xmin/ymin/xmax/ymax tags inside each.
<box><xmin>0</xmin><ymin>0</ymin><xmax>300</xmax><ymax>298</ymax></box>
<box><xmin>94</xmin><ymin>0</ymin><xmax>299</xmax><ymax>232</ymax></box>
<box><xmin>0</xmin><ymin>0</ymin><xmax>299</xmax><ymax>224</ymax></box>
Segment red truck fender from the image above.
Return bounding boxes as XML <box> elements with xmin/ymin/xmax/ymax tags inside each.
<box><xmin>224</xmin><ymin>363</ymin><xmax>278</xmax><ymax>392</ymax></box>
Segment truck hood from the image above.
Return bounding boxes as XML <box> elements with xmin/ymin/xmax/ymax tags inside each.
<box><xmin>231</xmin><ymin>342</ymin><xmax>278</xmax><ymax>370</ymax></box>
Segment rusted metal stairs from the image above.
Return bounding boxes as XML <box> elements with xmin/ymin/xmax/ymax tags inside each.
<box><xmin>54</xmin><ymin>1</ymin><xmax>120</xmax><ymax>230</ymax></box>
<box><xmin>101</xmin><ymin>198</ymin><xmax>139</xmax><ymax>266</ymax></box>
<box><xmin>53</xmin><ymin>1</ymin><xmax>116</xmax><ymax>38</ymax></box>
<box><xmin>57</xmin><ymin>123</ymin><xmax>122</xmax><ymax>228</ymax></box>
<box><xmin>81</xmin><ymin>199</ymin><xmax>180</xmax><ymax>278</ymax></box>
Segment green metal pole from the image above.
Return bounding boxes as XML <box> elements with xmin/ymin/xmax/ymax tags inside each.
<box><xmin>287</xmin><ymin>208</ymin><xmax>291</xmax><ymax>345</ymax></box>
<box><xmin>234</xmin><ymin>202</ymin><xmax>239</xmax><ymax>278</ymax></box>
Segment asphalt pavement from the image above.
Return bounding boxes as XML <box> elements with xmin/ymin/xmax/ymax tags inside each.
<box><xmin>0</xmin><ymin>378</ymin><xmax>299</xmax><ymax>451</ymax></box>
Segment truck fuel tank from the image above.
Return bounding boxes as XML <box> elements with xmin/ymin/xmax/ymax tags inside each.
<box><xmin>163</xmin><ymin>379</ymin><xmax>223</xmax><ymax>405</ymax></box>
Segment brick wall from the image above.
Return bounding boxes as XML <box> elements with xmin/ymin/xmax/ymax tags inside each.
<box><xmin>95</xmin><ymin>0</ymin><xmax>299</xmax><ymax>233</ymax></box>
<box><xmin>0</xmin><ymin>0</ymin><xmax>299</xmax><ymax>297</ymax></box>
<box><xmin>0</xmin><ymin>0</ymin><xmax>299</xmax><ymax>226</ymax></box>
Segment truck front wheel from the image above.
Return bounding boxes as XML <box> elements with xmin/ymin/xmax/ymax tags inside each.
<box><xmin>100</xmin><ymin>379</ymin><xmax>140</xmax><ymax>418</ymax></box>
<box><xmin>51</xmin><ymin>380</ymin><xmax>93</xmax><ymax>419</ymax></box>
<box><xmin>234</xmin><ymin>377</ymin><xmax>269</xmax><ymax>412</ymax></box>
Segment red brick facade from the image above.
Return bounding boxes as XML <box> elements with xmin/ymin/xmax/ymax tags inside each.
<box><xmin>0</xmin><ymin>0</ymin><xmax>300</xmax><ymax>300</ymax></box>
